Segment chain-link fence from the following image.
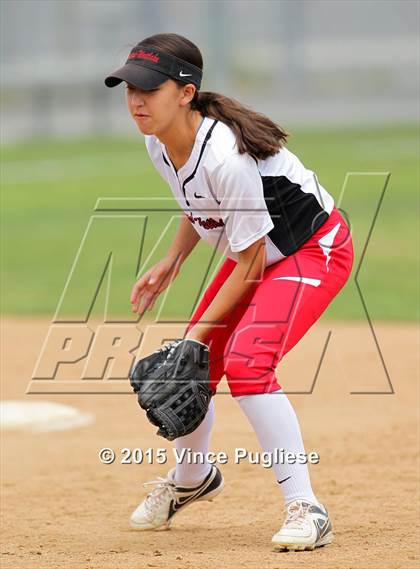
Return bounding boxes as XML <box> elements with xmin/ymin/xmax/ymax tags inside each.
<box><xmin>1</xmin><ymin>0</ymin><xmax>418</xmax><ymax>141</ymax></box>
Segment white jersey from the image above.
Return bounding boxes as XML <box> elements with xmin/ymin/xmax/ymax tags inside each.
<box><xmin>144</xmin><ymin>116</ymin><xmax>335</xmax><ymax>267</ymax></box>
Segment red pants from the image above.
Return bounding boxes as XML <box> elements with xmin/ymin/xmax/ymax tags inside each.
<box><xmin>186</xmin><ymin>207</ymin><xmax>354</xmax><ymax>396</ymax></box>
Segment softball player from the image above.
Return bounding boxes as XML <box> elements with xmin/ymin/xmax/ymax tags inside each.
<box><xmin>105</xmin><ymin>32</ymin><xmax>354</xmax><ymax>551</ymax></box>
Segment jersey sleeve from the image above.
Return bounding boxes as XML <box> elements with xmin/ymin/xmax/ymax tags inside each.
<box><xmin>211</xmin><ymin>152</ymin><xmax>274</xmax><ymax>253</ymax></box>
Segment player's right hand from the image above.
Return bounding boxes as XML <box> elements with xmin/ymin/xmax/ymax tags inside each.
<box><xmin>130</xmin><ymin>255</ymin><xmax>181</xmax><ymax>315</ymax></box>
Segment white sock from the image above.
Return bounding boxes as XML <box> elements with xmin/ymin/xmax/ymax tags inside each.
<box><xmin>235</xmin><ymin>390</ymin><xmax>318</xmax><ymax>506</ymax></box>
<box><xmin>173</xmin><ymin>398</ymin><xmax>214</xmax><ymax>486</ymax></box>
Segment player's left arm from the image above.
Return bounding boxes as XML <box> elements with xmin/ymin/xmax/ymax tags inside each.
<box><xmin>185</xmin><ymin>236</ymin><xmax>266</xmax><ymax>342</ymax></box>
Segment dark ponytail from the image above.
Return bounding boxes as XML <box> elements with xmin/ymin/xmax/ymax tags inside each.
<box><xmin>139</xmin><ymin>33</ymin><xmax>289</xmax><ymax>159</ymax></box>
<box><xmin>191</xmin><ymin>91</ymin><xmax>288</xmax><ymax>159</ymax></box>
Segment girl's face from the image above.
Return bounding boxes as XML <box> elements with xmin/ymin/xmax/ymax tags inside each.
<box><xmin>125</xmin><ymin>79</ymin><xmax>195</xmax><ymax>136</ymax></box>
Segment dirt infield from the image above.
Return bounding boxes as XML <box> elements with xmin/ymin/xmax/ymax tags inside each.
<box><xmin>1</xmin><ymin>317</ymin><xmax>419</xmax><ymax>569</ymax></box>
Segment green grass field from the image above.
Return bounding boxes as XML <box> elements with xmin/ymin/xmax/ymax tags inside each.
<box><xmin>1</xmin><ymin>125</ymin><xmax>418</xmax><ymax>320</ymax></box>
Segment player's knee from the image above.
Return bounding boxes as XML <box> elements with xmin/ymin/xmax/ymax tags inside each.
<box><xmin>223</xmin><ymin>351</ymin><xmax>281</xmax><ymax>396</ymax></box>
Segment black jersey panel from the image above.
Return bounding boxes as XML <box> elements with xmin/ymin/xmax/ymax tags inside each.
<box><xmin>261</xmin><ymin>175</ymin><xmax>330</xmax><ymax>256</ymax></box>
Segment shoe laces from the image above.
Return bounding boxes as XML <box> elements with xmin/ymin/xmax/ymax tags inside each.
<box><xmin>142</xmin><ymin>477</ymin><xmax>176</xmax><ymax>517</ymax></box>
<box><xmin>283</xmin><ymin>500</ymin><xmax>312</xmax><ymax>529</ymax></box>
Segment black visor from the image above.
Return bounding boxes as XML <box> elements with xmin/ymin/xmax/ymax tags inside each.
<box><xmin>105</xmin><ymin>44</ymin><xmax>202</xmax><ymax>91</ymax></box>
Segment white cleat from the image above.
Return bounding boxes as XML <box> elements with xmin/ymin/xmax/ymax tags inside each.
<box><xmin>130</xmin><ymin>464</ymin><xmax>224</xmax><ymax>530</ymax></box>
<box><xmin>272</xmin><ymin>499</ymin><xmax>334</xmax><ymax>551</ymax></box>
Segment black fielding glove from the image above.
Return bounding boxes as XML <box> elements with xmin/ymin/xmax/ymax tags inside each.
<box><xmin>129</xmin><ymin>339</ymin><xmax>213</xmax><ymax>441</ymax></box>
